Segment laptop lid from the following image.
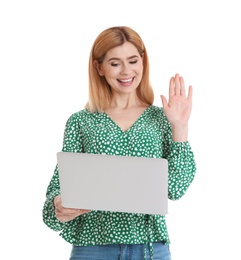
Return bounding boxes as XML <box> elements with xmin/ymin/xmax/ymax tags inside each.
<box><xmin>57</xmin><ymin>152</ymin><xmax>168</xmax><ymax>215</ymax></box>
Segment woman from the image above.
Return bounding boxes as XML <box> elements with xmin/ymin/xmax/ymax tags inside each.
<box><xmin>42</xmin><ymin>26</ymin><xmax>196</xmax><ymax>260</ymax></box>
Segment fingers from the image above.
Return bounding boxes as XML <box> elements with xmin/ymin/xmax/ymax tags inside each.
<box><xmin>174</xmin><ymin>74</ymin><xmax>181</xmax><ymax>95</ymax></box>
<box><xmin>179</xmin><ymin>76</ymin><xmax>186</xmax><ymax>97</ymax></box>
<box><xmin>169</xmin><ymin>77</ymin><xmax>175</xmax><ymax>97</ymax></box>
<box><xmin>169</xmin><ymin>73</ymin><xmax>189</xmax><ymax>97</ymax></box>
<box><xmin>54</xmin><ymin>195</ymin><xmax>90</xmax><ymax>222</ymax></box>
<box><xmin>56</xmin><ymin>206</ymin><xmax>90</xmax><ymax>222</ymax></box>
<box><xmin>56</xmin><ymin>207</ymin><xmax>90</xmax><ymax>222</ymax></box>
<box><xmin>160</xmin><ymin>95</ymin><xmax>168</xmax><ymax>108</ymax></box>
<box><xmin>187</xmin><ymin>85</ymin><xmax>193</xmax><ymax>101</ymax></box>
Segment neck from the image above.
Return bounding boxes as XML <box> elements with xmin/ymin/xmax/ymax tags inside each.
<box><xmin>110</xmin><ymin>92</ymin><xmax>142</xmax><ymax>110</ymax></box>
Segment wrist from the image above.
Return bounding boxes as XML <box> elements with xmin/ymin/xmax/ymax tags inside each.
<box><xmin>171</xmin><ymin>124</ymin><xmax>188</xmax><ymax>142</ymax></box>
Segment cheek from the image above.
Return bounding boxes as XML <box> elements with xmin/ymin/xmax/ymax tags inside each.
<box><xmin>136</xmin><ymin>62</ymin><xmax>144</xmax><ymax>73</ymax></box>
<box><xmin>101</xmin><ymin>65</ymin><xmax>114</xmax><ymax>76</ymax></box>
<box><xmin>104</xmin><ymin>68</ymin><xmax>120</xmax><ymax>80</ymax></box>
<box><xmin>103</xmin><ymin>74</ymin><xmax>117</xmax><ymax>87</ymax></box>
<box><xmin>140</xmin><ymin>62</ymin><xmax>144</xmax><ymax>71</ymax></box>
<box><xmin>137</xmin><ymin>65</ymin><xmax>143</xmax><ymax>76</ymax></box>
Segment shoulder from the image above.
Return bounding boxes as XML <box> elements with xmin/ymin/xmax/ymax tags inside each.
<box><xmin>67</xmin><ymin>109</ymin><xmax>93</xmax><ymax>120</ymax></box>
<box><xmin>148</xmin><ymin>105</ymin><xmax>165</xmax><ymax>118</ymax></box>
<box><xmin>64</xmin><ymin>109</ymin><xmax>87</xmax><ymax>126</ymax></box>
<box><xmin>148</xmin><ymin>105</ymin><xmax>170</xmax><ymax>126</ymax></box>
<box><xmin>65</xmin><ymin>109</ymin><xmax>102</xmax><ymax>125</ymax></box>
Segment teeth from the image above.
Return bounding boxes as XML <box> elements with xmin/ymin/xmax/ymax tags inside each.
<box><xmin>120</xmin><ymin>78</ymin><xmax>132</xmax><ymax>83</ymax></box>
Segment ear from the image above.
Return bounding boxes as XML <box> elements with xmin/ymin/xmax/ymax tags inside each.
<box><xmin>93</xmin><ymin>60</ymin><xmax>104</xmax><ymax>76</ymax></box>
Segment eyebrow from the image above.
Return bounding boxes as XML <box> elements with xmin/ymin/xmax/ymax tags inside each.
<box><xmin>108</xmin><ymin>55</ymin><xmax>139</xmax><ymax>62</ymax></box>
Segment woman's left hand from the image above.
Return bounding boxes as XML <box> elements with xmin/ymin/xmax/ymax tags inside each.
<box><xmin>161</xmin><ymin>73</ymin><xmax>193</xmax><ymax>127</ymax></box>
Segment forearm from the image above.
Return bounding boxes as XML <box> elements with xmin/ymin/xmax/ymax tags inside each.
<box><xmin>42</xmin><ymin>191</ymin><xmax>66</xmax><ymax>231</ymax></box>
<box><xmin>42</xmin><ymin>166</ymin><xmax>66</xmax><ymax>231</ymax></box>
<box><xmin>167</xmin><ymin>141</ymin><xmax>196</xmax><ymax>200</ymax></box>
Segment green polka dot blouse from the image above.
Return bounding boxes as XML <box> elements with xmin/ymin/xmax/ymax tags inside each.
<box><xmin>42</xmin><ymin>105</ymin><xmax>196</xmax><ymax>246</ymax></box>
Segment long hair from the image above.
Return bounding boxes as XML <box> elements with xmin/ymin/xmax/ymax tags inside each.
<box><xmin>85</xmin><ymin>26</ymin><xmax>154</xmax><ymax>112</ymax></box>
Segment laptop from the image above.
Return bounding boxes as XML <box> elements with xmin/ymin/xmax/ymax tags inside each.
<box><xmin>57</xmin><ymin>152</ymin><xmax>168</xmax><ymax>215</ymax></box>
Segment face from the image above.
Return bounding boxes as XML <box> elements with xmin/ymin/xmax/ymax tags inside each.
<box><xmin>95</xmin><ymin>42</ymin><xmax>143</xmax><ymax>95</ymax></box>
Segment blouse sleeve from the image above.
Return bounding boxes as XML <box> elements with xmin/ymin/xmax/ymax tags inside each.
<box><xmin>42</xmin><ymin>113</ymin><xmax>83</xmax><ymax>231</ymax></box>
<box><xmin>162</xmin><ymin>116</ymin><xmax>197</xmax><ymax>200</ymax></box>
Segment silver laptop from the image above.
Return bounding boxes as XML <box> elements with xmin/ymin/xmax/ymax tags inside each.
<box><xmin>57</xmin><ymin>152</ymin><xmax>168</xmax><ymax>215</ymax></box>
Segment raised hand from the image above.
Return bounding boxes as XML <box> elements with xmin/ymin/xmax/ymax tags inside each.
<box><xmin>160</xmin><ymin>73</ymin><xmax>193</xmax><ymax>142</ymax></box>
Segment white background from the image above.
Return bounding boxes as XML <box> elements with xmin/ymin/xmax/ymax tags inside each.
<box><xmin>1</xmin><ymin>0</ymin><xmax>240</xmax><ymax>259</ymax></box>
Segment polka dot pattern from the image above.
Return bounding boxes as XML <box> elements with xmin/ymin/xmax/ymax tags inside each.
<box><xmin>42</xmin><ymin>105</ymin><xmax>196</xmax><ymax>246</ymax></box>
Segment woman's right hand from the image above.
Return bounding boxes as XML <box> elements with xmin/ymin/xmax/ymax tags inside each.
<box><xmin>54</xmin><ymin>195</ymin><xmax>90</xmax><ymax>222</ymax></box>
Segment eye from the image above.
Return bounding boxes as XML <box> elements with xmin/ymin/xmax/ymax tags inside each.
<box><xmin>111</xmin><ymin>63</ymin><xmax>120</xmax><ymax>67</ymax></box>
<box><xmin>130</xmin><ymin>60</ymin><xmax>138</xmax><ymax>64</ymax></box>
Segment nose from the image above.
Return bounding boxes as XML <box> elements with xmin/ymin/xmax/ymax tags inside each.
<box><xmin>120</xmin><ymin>62</ymin><xmax>131</xmax><ymax>75</ymax></box>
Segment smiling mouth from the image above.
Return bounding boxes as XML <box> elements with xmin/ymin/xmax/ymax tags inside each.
<box><xmin>117</xmin><ymin>77</ymin><xmax>134</xmax><ymax>83</ymax></box>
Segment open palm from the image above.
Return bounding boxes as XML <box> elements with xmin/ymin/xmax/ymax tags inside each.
<box><xmin>161</xmin><ymin>74</ymin><xmax>193</xmax><ymax>127</ymax></box>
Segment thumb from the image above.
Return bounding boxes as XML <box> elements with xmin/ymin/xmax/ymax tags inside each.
<box><xmin>160</xmin><ymin>95</ymin><xmax>168</xmax><ymax>108</ymax></box>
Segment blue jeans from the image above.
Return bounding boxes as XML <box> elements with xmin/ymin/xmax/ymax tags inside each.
<box><xmin>69</xmin><ymin>242</ymin><xmax>171</xmax><ymax>260</ymax></box>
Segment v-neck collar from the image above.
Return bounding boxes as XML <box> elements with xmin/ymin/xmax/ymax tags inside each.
<box><xmin>102</xmin><ymin>105</ymin><xmax>153</xmax><ymax>134</ymax></box>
